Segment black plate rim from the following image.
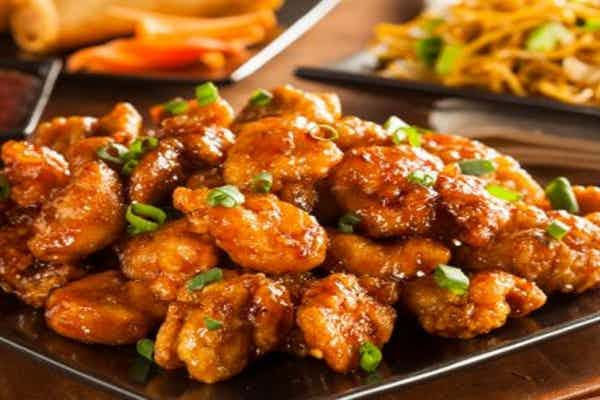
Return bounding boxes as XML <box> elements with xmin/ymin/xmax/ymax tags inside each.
<box><xmin>295</xmin><ymin>50</ymin><xmax>600</xmax><ymax>118</ymax></box>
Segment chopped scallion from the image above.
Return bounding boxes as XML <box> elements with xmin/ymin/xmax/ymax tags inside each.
<box><xmin>187</xmin><ymin>268</ymin><xmax>224</xmax><ymax>291</ymax></box>
<box><xmin>546</xmin><ymin>220</ymin><xmax>571</xmax><ymax>241</ymax></box>
<box><xmin>544</xmin><ymin>177</ymin><xmax>579</xmax><ymax>213</ymax></box>
<box><xmin>458</xmin><ymin>159</ymin><xmax>496</xmax><ymax>176</ymax></box>
<box><xmin>338</xmin><ymin>212</ymin><xmax>361</xmax><ymax>233</ymax></box>
<box><xmin>204</xmin><ymin>317</ymin><xmax>223</xmax><ymax>331</ymax></box>
<box><xmin>310</xmin><ymin>124</ymin><xmax>339</xmax><ymax>142</ymax></box>
<box><xmin>407</xmin><ymin>170</ymin><xmax>437</xmax><ymax>187</ymax></box>
<box><xmin>126</xmin><ymin>202</ymin><xmax>167</xmax><ymax>235</ymax></box>
<box><xmin>486</xmin><ymin>184</ymin><xmax>523</xmax><ymax>203</ymax></box>
<box><xmin>252</xmin><ymin>171</ymin><xmax>273</xmax><ymax>193</ymax></box>
<box><xmin>415</xmin><ymin>36</ymin><xmax>443</xmax><ymax>67</ymax></box>
<box><xmin>383</xmin><ymin>116</ymin><xmax>408</xmax><ymax>142</ymax></box>
<box><xmin>122</xmin><ymin>159</ymin><xmax>139</xmax><ymax>176</ymax></box>
<box><xmin>163</xmin><ymin>98</ymin><xmax>189</xmax><ymax>115</ymax></box>
<box><xmin>359</xmin><ymin>341</ymin><xmax>382</xmax><ymax>373</ymax></box>
<box><xmin>434</xmin><ymin>264</ymin><xmax>470</xmax><ymax>296</ymax></box>
<box><xmin>404</xmin><ymin>126</ymin><xmax>422</xmax><ymax>147</ymax></box>
<box><xmin>422</xmin><ymin>18</ymin><xmax>444</xmax><ymax>35</ymax></box>
<box><xmin>249</xmin><ymin>89</ymin><xmax>273</xmax><ymax>106</ymax></box>
<box><xmin>584</xmin><ymin>18</ymin><xmax>600</xmax><ymax>32</ymax></box>
<box><xmin>206</xmin><ymin>185</ymin><xmax>245</xmax><ymax>208</ymax></box>
<box><xmin>196</xmin><ymin>82</ymin><xmax>219</xmax><ymax>106</ymax></box>
<box><xmin>526</xmin><ymin>22</ymin><xmax>572</xmax><ymax>52</ymax></box>
<box><xmin>96</xmin><ymin>143</ymin><xmax>128</xmax><ymax>165</ymax></box>
<box><xmin>136</xmin><ymin>338</ymin><xmax>154</xmax><ymax>362</ymax></box>
<box><xmin>435</xmin><ymin>44</ymin><xmax>462</xmax><ymax>75</ymax></box>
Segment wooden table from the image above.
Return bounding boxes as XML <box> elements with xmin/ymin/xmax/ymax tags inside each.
<box><xmin>2</xmin><ymin>0</ymin><xmax>600</xmax><ymax>399</ymax></box>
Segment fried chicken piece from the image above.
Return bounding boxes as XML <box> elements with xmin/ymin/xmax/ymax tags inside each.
<box><xmin>333</xmin><ymin>116</ymin><xmax>391</xmax><ymax>150</ymax></box>
<box><xmin>278</xmin><ymin>182</ymin><xmax>319</xmax><ymax>213</ymax></box>
<box><xmin>176</xmin><ymin>188</ymin><xmax>328</xmax><ymax>274</ymax></box>
<box><xmin>422</xmin><ymin>132</ymin><xmax>545</xmax><ymax>205</ymax></box>
<box><xmin>436</xmin><ymin>173</ymin><xmax>512</xmax><ymax>247</ymax></box>
<box><xmin>95</xmin><ymin>102</ymin><xmax>142</xmax><ymax>145</ymax></box>
<box><xmin>326</xmin><ymin>231</ymin><xmax>451</xmax><ymax>280</ymax></box>
<box><xmin>119</xmin><ymin>219</ymin><xmax>219</xmax><ymax>301</ymax></box>
<box><xmin>0</xmin><ymin>209</ymin><xmax>84</xmax><ymax>307</ymax></box>
<box><xmin>357</xmin><ymin>275</ymin><xmax>402</xmax><ymax>305</ymax></box>
<box><xmin>28</xmin><ymin>161</ymin><xmax>125</xmax><ymax>263</ymax></box>
<box><xmin>186</xmin><ymin>168</ymin><xmax>225</xmax><ymax>189</ymax></box>
<box><xmin>46</xmin><ymin>271</ymin><xmax>166</xmax><ymax>345</ymax></box>
<box><xmin>331</xmin><ymin>145</ymin><xmax>443</xmax><ymax>238</ymax></box>
<box><xmin>159</xmin><ymin>115</ymin><xmax>235</xmax><ymax>167</ymax></box>
<box><xmin>64</xmin><ymin>136</ymin><xmax>114</xmax><ymax>172</ymax></box>
<box><xmin>154</xmin><ymin>273</ymin><xmax>294</xmax><ymax>383</ymax></box>
<box><xmin>573</xmin><ymin>185</ymin><xmax>600</xmax><ymax>215</ymax></box>
<box><xmin>296</xmin><ymin>273</ymin><xmax>396</xmax><ymax>373</ymax></box>
<box><xmin>150</xmin><ymin>98</ymin><xmax>235</xmax><ymax>128</ymax></box>
<box><xmin>30</xmin><ymin>116</ymin><xmax>97</xmax><ymax>154</ymax></box>
<box><xmin>403</xmin><ymin>271</ymin><xmax>546</xmax><ymax>339</ymax></box>
<box><xmin>129</xmin><ymin>137</ymin><xmax>187</xmax><ymax>204</ymax></box>
<box><xmin>1</xmin><ymin>141</ymin><xmax>70</xmax><ymax>208</ymax></box>
<box><xmin>459</xmin><ymin>203</ymin><xmax>600</xmax><ymax>293</ymax></box>
<box><xmin>234</xmin><ymin>85</ymin><xmax>341</xmax><ymax>128</ymax></box>
<box><xmin>223</xmin><ymin>116</ymin><xmax>343</xmax><ymax>210</ymax></box>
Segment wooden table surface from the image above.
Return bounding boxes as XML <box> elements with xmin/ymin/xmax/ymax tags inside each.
<box><xmin>2</xmin><ymin>0</ymin><xmax>600</xmax><ymax>399</ymax></box>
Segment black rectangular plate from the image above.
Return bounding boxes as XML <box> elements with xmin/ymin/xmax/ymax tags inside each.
<box><xmin>296</xmin><ymin>51</ymin><xmax>600</xmax><ymax>118</ymax></box>
<box><xmin>0</xmin><ymin>58</ymin><xmax>61</xmax><ymax>140</ymax></box>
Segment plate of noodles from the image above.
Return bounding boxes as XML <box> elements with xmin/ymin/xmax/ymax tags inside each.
<box><xmin>0</xmin><ymin>0</ymin><xmax>340</xmax><ymax>83</ymax></box>
<box><xmin>296</xmin><ymin>0</ymin><xmax>600</xmax><ymax>117</ymax></box>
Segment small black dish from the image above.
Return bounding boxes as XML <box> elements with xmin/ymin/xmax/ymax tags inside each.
<box><xmin>0</xmin><ymin>58</ymin><xmax>62</xmax><ymax>141</ymax></box>
<box><xmin>296</xmin><ymin>51</ymin><xmax>600</xmax><ymax>118</ymax></box>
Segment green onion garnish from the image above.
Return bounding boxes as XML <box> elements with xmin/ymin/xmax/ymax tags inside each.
<box><xmin>310</xmin><ymin>124</ymin><xmax>339</xmax><ymax>141</ymax></box>
<box><xmin>433</xmin><ymin>264</ymin><xmax>470</xmax><ymax>296</ymax></box>
<box><xmin>204</xmin><ymin>317</ymin><xmax>223</xmax><ymax>331</ymax></box>
<box><xmin>127</xmin><ymin>137</ymin><xmax>159</xmax><ymax>161</ymax></box>
<box><xmin>163</xmin><ymin>98</ymin><xmax>189</xmax><ymax>115</ymax></box>
<box><xmin>383</xmin><ymin>116</ymin><xmax>408</xmax><ymax>143</ymax></box>
<box><xmin>422</xmin><ymin>18</ymin><xmax>444</xmax><ymax>35</ymax></box>
<box><xmin>408</xmin><ymin>170</ymin><xmax>437</xmax><ymax>187</ymax></box>
<box><xmin>584</xmin><ymin>18</ymin><xmax>600</xmax><ymax>32</ymax></box>
<box><xmin>126</xmin><ymin>202</ymin><xmax>167</xmax><ymax>235</ymax></box>
<box><xmin>206</xmin><ymin>185</ymin><xmax>245</xmax><ymax>208</ymax></box>
<box><xmin>96</xmin><ymin>143</ymin><xmax>129</xmax><ymax>165</ymax></box>
<box><xmin>404</xmin><ymin>126</ymin><xmax>422</xmax><ymax>147</ymax></box>
<box><xmin>249</xmin><ymin>89</ymin><xmax>273</xmax><ymax>106</ymax></box>
<box><xmin>359</xmin><ymin>342</ymin><xmax>382</xmax><ymax>373</ymax></box>
<box><xmin>486</xmin><ymin>184</ymin><xmax>523</xmax><ymax>203</ymax></box>
<box><xmin>0</xmin><ymin>175</ymin><xmax>10</xmax><ymax>201</ymax></box>
<box><xmin>252</xmin><ymin>171</ymin><xmax>273</xmax><ymax>193</ymax></box>
<box><xmin>544</xmin><ymin>177</ymin><xmax>579</xmax><ymax>213</ymax></box>
<box><xmin>546</xmin><ymin>220</ymin><xmax>571</xmax><ymax>241</ymax></box>
<box><xmin>187</xmin><ymin>268</ymin><xmax>224</xmax><ymax>291</ymax></box>
<box><xmin>526</xmin><ymin>22</ymin><xmax>572</xmax><ymax>52</ymax></box>
<box><xmin>435</xmin><ymin>44</ymin><xmax>462</xmax><ymax>75</ymax></box>
<box><xmin>122</xmin><ymin>159</ymin><xmax>139</xmax><ymax>176</ymax></box>
<box><xmin>415</xmin><ymin>36</ymin><xmax>443</xmax><ymax>67</ymax></box>
<box><xmin>458</xmin><ymin>159</ymin><xmax>496</xmax><ymax>176</ymax></box>
<box><xmin>136</xmin><ymin>338</ymin><xmax>154</xmax><ymax>361</ymax></box>
<box><xmin>195</xmin><ymin>82</ymin><xmax>219</xmax><ymax>106</ymax></box>
<box><xmin>338</xmin><ymin>212</ymin><xmax>361</xmax><ymax>233</ymax></box>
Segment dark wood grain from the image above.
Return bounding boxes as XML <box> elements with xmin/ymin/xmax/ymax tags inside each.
<box><xmin>1</xmin><ymin>0</ymin><xmax>600</xmax><ymax>399</ymax></box>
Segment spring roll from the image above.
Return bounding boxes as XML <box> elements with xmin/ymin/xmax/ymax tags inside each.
<box><xmin>9</xmin><ymin>0</ymin><xmax>283</xmax><ymax>53</ymax></box>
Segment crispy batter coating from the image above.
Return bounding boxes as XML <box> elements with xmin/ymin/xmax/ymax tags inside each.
<box><xmin>30</xmin><ymin>116</ymin><xmax>97</xmax><ymax>154</ymax></box>
<box><xmin>0</xmin><ymin>210</ymin><xmax>83</xmax><ymax>307</ymax></box>
<box><xmin>573</xmin><ymin>185</ymin><xmax>600</xmax><ymax>215</ymax></box>
<box><xmin>436</xmin><ymin>173</ymin><xmax>512</xmax><ymax>247</ymax></box>
<box><xmin>64</xmin><ymin>136</ymin><xmax>114</xmax><ymax>172</ymax></box>
<box><xmin>333</xmin><ymin>116</ymin><xmax>390</xmax><ymax>150</ymax></box>
<box><xmin>357</xmin><ymin>275</ymin><xmax>402</xmax><ymax>305</ymax></box>
<box><xmin>459</xmin><ymin>203</ymin><xmax>600</xmax><ymax>293</ymax></box>
<box><xmin>154</xmin><ymin>273</ymin><xmax>294</xmax><ymax>383</ymax></box>
<box><xmin>28</xmin><ymin>161</ymin><xmax>125</xmax><ymax>263</ymax></box>
<box><xmin>234</xmin><ymin>85</ymin><xmax>341</xmax><ymax>128</ymax></box>
<box><xmin>403</xmin><ymin>271</ymin><xmax>546</xmax><ymax>339</ymax></box>
<box><xmin>331</xmin><ymin>145</ymin><xmax>443</xmax><ymax>238</ymax></box>
<box><xmin>296</xmin><ymin>273</ymin><xmax>396</xmax><ymax>372</ymax></box>
<box><xmin>95</xmin><ymin>102</ymin><xmax>142</xmax><ymax>145</ymax></box>
<box><xmin>186</xmin><ymin>168</ymin><xmax>225</xmax><ymax>189</ymax></box>
<box><xmin>46</xmin><ymin>271</ymin><xmax>166</xmax><ymax>345</ymax></box>
<box><xmin>278</xmin><ymin>182</ymin><xmax>319</xmax><ymax>212</ymax></box>
<box><xmin>151</xmin><ymin>98</ymin><xmax>234</xmax><ymax>128</ymax></box>
<box><xmin>327</xmin><ymin>231</ymin><xmax>450</xmax><ymax>280</ymax></box>
<box><xmin>223</xmin><ymin>116</ymin><xmax>343</xmax><ymax>208</ymax></box>
<box><xmin>129</xmin><ymin>137</ymin><xmax>186</xmax><ymax>204</ymax></box>
<box><xmin>120</xmin><ymin>219</ymin><xmax>219</xmax><ymax>301</ymax></box>
<box><xmin>1</xmin><ymin>141</ymin><xmax>70</xmax><ymax>208</ymax></box>
<box><xmin>159</xmin><ymin>115</ymin><xmax>235</xmax><ymax>167</ymax></box>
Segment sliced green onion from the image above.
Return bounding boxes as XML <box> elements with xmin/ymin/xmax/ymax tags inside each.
<box><xmin>163</xmin><ymin>98</ymin><xmax>189</xmax><ymax>115</ymax></box>
<box><xmin>128</xmin><ymin>357</ymin><xmax>152</xmax><ymax>383</ymax></box>
<box><xmin>404</xmin><ymin>126</ymin><xmax>422</xmax><ymax>147</ymax></box>
<box><xmin>486</xmin><ymin>184</ymin><xmax>523</xmax><ymax>203</ymax></box>
<box><xmin>584</xmin><ymin>18</ymin><xmax>600</xmax><ymax>32</ymax></box>
<box><xmin>422</xmin><ymin>18</ymin><xmax>444</xmax><ymax>35</ymax></box>
<box><xmin>408</xmin><ymin>170</ymin><xmax>438</xmax><ymax>187</ymax></box>
<box><xmin>415</xmin><ymin>36</ymin><xmax>443</xmax><ymax>67</ymax></box>
<box><xmin>544</xmin><ymin>177</ymin><xmax>579</xmax><ymax>213</ymax></box>
<box><xmin>127</xmin><ymin>137</ymin><xmax>159</xmax><ymax>161</ymax></box>
<box><xmin>0</xmin><ymin>175</ymin><xmax>10</xmax><ymax>201</ymax></box>
<box><xmin>434</xmin><ymin>264</ymin><xmax>470</xmax><ymax>296</ymax></box>
<box><xmin>204</xmin><ymin>317</ymin><xmax>223</xmax><ymax>331</ymax></box>
<box><xmin>526</xmin><ymin>22</ymin><xmax>572</xmax><ymax>52</ymax></box>
<box><xmin>96</xmin><ymin>143</ymin><xmax>128</xmax><ymax>165</ymax></box>
<box><xmin>122</xmin><ymin>159</ymin><xmax>139</xmax><ymax>176</ymax></box>
<box><xmin>310</xmin><ymin>124</ymin><xmax>339</xmax><ymax>141</ymax></box>
<box><xmin>359</xmin><ymin>341</ymin><xmax>382</xmax><ymax>373</ymax></box>
<box><xmin>391</xmin><ymin>129</ymin><xmax>407</xmax><ymax>145</ymax></box>
<box><xmin>546</xmin><ymin>220</ymin><xmax>571</xmax><ymax>241</ymax></box>
<box><xmin>383</xmin><ymin>115</ymin><xmax>408</xmax><ymax>135</ymax></box>
<box><xmin>126</xmin><ymin>202</ymin><xmax>167</xmax><ymax>235</ymax></box>
<box><xmin>458</xmin><ymin>159</ymin><xmax>496</xmax><ymax>176</ymax></box>
<box><xmin>338</xmin><ymin>212</ymin><xmax>361</xmax><ymax>233</ymax></box>
<box><xmin>196</xmin><ymin>82</ymin><xmax>219</xmax><ymax>106</ymax></box>
<box><xmin>207</xmin><ymin>185</ymin><xmax>245</xmax><ymax>208</ymax></box>
<box><xmin>249</xmin><ymin>89</ymin><xmax>273</xmax><ymax>106</ymax></box>
<box><xmin>136</xmin><ymin>338</ymin><xmax>154</xmax><ymax>361</ymax></box>
<box><xmin>435</xmin><ymin>44</ymin><xmax>462</xmax><ymax>75</ymax></box>
<box><xmin>252</xmin><ymin>171</ymin><xmax>273</xmax><ymax>193</ymax></box>
<box><xmin>187</xmin><ymin>268</ymin><xmax>224</xmax><ymax>291</ymax></box>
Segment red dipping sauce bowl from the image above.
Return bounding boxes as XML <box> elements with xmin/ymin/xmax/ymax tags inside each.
<box><xmin>0</xmin><ymin>69</ymin><xmax>41</xmax><ymax>132</ymax></box>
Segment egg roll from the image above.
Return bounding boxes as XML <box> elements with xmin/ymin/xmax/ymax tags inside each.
<box><xmin>9</xmin><ymin>0</ymin><xmax>283</xmax><ymax>53</ymax></box>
